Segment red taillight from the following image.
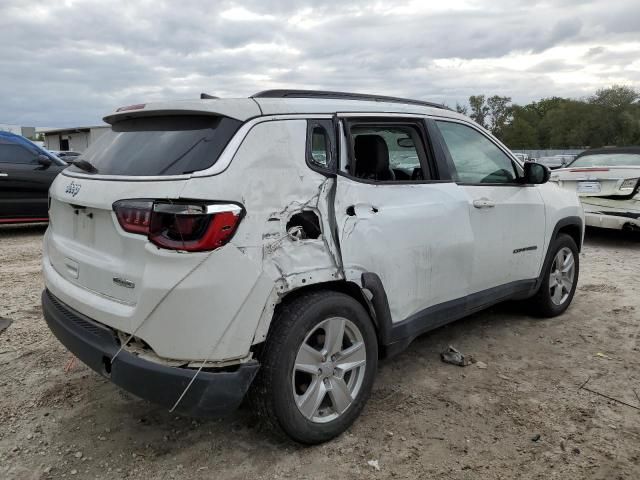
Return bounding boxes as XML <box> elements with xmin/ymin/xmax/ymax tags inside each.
<box><xmin>113</xmin><ymin>200</ymin><xmax>153</xmax><ymax>234</ymax></box>
<box><xmin>113</xmin><ymin>200</ymin><xmax>243</xmax><ymax>252</ymax></box>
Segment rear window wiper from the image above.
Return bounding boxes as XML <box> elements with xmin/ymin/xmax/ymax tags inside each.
<box><xmin>71</xmin><ymin>159</ymin><xmax>99</xmax><ymax>174</ymax></box>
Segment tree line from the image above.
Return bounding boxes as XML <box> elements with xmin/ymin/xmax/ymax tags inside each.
<box><xmin>454</xmin><ymin>85</ymin><xmax>640</xmax><ymax>149</ymax></box>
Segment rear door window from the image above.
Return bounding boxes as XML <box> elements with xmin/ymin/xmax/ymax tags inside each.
<box><xmin>347</xmin><ymin>122</ymin><xmax>432</xmax><ymax>182</ymax></box>
<box><xmin>69</xmin><ymin>115</ymin><xmax>241</xmax><ymax>176</ymax></box>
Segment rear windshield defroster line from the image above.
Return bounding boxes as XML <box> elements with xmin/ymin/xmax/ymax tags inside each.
<box><xmin>67</xmin><ymin>115</ymin><xmax>242</xmax><ymax>176</ymax></box>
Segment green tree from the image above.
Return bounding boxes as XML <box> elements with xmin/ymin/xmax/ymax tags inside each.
<box><xmin>468</xmin><ymin>95</ymin><xmax>489</xmax><ymax>128</ymax></box>
<box><xmin>589</xmin><ymin>85</ymin><xmax>640</xmax><ymax>145</ymax></box>
<box><xmin>464</xmin><ymin>86</ymin><xmax>639</xmax><ymax>149</ymax></box>
<box><xmin>590</xmin><ymin>85</ymin><xmax>638</xmax><ymax>109</ymax></box>
<box><xmin>486</xmin><ymin>95</ymin><xmax>512</xmax><ymax>139</ymax></box>
<box><xmin>455</xmin><ymin>102</ymin><xmax>468</xmax><ymax>115</ymax></box>
<box><xmin>502</xmin><ymin>116</ymin><xmax>537</xmax><ymax>149</ymax></box>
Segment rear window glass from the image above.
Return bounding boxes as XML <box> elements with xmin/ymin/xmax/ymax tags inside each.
<box><xmin>570</xmin><ymin>153</ymin><xmax>640</xmax><ymax>168</ymax></box>
<box><xmin>68</xmin><ymin>115</ymin><xmax>241</xmax><ymax>176</ymax></box>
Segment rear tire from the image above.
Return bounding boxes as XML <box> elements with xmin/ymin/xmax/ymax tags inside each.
<box><xmin>249</xmin><ymin>291</ymin><xmax>378</xmax><ymax>444</ymax></box>
<box><xmin>529</xmin><ymin>233</ymin><xmax>579</xmax><ymax>317</ymax></box>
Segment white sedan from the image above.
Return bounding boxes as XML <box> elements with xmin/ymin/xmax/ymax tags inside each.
<box><xmin>551</xmin><ymin>147</ymin><xmax>640</xmax><ymax>231</ymax></box>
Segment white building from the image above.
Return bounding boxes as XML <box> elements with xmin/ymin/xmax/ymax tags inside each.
<box><xmin>0</xmin><ymin>123</ymin><xmax>36</xmax><ymax>138</ymax></box>
<box><xmin>41</xmin><ymin>125</ymin><xmax>110</xmax><ymax>153</ymax></box>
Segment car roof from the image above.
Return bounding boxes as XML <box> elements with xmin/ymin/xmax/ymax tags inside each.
<box><xmin>0</xmin><ymin>131</ymin><xmax>65</xmax><ymax>163</ymax></box>
<box><xmin>575</xmin><ymin>146</ymin><xmax>640</xmax><ymax>158</ymax></box>
<box><xmin>0</xmin><ymin>131</ymin><xmax>39</xmax><ymax>150</ymax></box>
<box><xmin>0</xmin><ymin>131</ymin><xmax>23</xmax><ymax>142</ymax></box>
<box><xmin>103</xmin><ymin>90</ymin><xmax>468</xmax><ymax>125</ymax></box>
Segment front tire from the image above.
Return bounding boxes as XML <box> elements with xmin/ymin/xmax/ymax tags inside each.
<box><xmin>250</xmin><ymin>291</ymin><xmax>378</xmax><ymax>444</ymax></box>
<box><xmin>530</xmin><ymin>233</ymin><xmax>579</xmax><ymax>317</ymax></box>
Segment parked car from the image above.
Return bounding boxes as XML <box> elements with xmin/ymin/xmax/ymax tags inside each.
<box><xmin>537</xmin><ymin>155</ymin><xmax>571</xmax><ymax>169</ymax></box>
<box><xmin>0</xmin><ymin>131</ymin><xmax>68</xmax><ymax>224</ymax></box>
<box><xmin>556</xmin><ymin>154</ymin><xmax>577</xmax><ymax>164</ymax></box>
<box><xmin>513</xmin><ymin>152</ymin><xmax>531</xmax><ymax>162</ymax></box>
<box><xmin>41</xmin><ymin>90</ymin><xmax>584</xmax><ymax>444</ymax></box>
<box><xmin>49</xmin><ymin>150</ymin><xmax>81</xmax><ymax>161</ymax></box>
<box><xmin>551</xmin><ymin>147</ymin><xmax>640</xmax><ymax>231</ymax></box>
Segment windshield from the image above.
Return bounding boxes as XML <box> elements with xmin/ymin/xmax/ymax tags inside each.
<box><xmin>68</xmin><ymin>115</ymin><xmax>241</xmax><ymax>176</ymax></box>
<box><xmin>569</xmin><ymin>153</ymin><xmax>640</xmax><ymax>168</ymax></box>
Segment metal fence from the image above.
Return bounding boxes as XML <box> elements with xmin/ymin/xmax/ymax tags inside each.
<box><xmin>511</xmin><ymin>149</ymin><xmax>585</xmax><ymax>159</ymax></box>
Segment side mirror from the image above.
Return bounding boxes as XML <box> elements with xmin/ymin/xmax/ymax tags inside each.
<box><xmin>37</xmin><ymin>154</ymin><xmax>52</xmax><ymax>167</ymax></box>
<box><xmin>397</xmin><ymin>137</ymin><xmax>414</xmax><ymax>148</ymax></box>
<box><xmin>523</xmin><ymin>161</ymin><xmax>550</xmax><ymax>184</ymax></box>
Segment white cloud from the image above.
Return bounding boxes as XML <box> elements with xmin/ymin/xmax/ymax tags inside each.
<box><xmin>0</xmin><ymin>0</ymin><xmax>638</xmax><ymax>126</ymax></box>
<box><xmin>220</xmin><ymin>7</ymin><xmax>276</xmax><ymax>22</ymax></box>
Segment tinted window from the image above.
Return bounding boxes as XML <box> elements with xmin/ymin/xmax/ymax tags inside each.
<box><xmin>350</xmin><ymin>124</ymin><xmax>429</xmax><ymax>181</ymax></box>
<box><xmin>570</xmin><ymin>153</ymin><xmax>640</xmax><ymax>168</ymax></box>
<box><xmin>436</xmin><ymin>121</ymin><xmax>516</xmax><ymax>184</ymax></box>
<box><xmin>310</xmin><ymin>126</ymin><xmax>329</xmax><ymax>168</ymax></box>
<box><xmin>68</xmin><ymin>115</ymin><xmax>241</xmax><ymax>176</ymax></box>
<box><xmin>0</xmin><ymin>144</ymin><xmax>38</xmax><ymax>164</ymax></box>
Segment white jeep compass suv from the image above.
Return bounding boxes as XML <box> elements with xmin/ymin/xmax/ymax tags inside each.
<box><xmin>42</xmin><ymin>90</ymin><xmax>584</xmax><ymax>444</ymax></box>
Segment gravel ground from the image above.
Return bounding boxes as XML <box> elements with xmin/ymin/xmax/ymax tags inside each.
<box><xmin>1</xmin><ymin>224</ymin><xmax>639</xmax><ymax>480</ymax></box>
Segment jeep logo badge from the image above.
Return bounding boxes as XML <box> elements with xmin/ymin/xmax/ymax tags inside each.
<box><xmin>65</xmin><ymin>181</ymin><xmax>81</xmax><ymax>197</ymax></box>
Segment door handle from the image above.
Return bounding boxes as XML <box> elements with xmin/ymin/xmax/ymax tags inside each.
<box><xmin>0</xmin><ymin>172</ymin><xmax>8</xmax><ymax>177</ymax></box>
<box><xmin>473</xmin><ymin>198</ymin><xmax>495</xmax><ymax>209</ymax></box>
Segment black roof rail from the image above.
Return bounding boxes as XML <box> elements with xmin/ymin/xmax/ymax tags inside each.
<box><xmin>200</xmin><ymin>93</ymin><xmax>219</xmax><ymax>99</ymax></box>
<box><xmin>251</xmin><ymin>89</ymin><xmax>449</xmax><ymax>110</ymax></box>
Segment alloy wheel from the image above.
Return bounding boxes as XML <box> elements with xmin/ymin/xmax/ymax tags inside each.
<box><xmin>549</xmin><ymin>247</ymin><xmax>575</xmax><ymax>306</ymax></box>
<box><xmin>291</xmin><ymin>317</ymin><xmax>367</xmax><ymax>423</ymax></box>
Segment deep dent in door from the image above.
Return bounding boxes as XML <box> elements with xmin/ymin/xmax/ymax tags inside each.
<box><xmin>249</xmin><ymin>176</ymin><xmax>345</xmax><ymax>345</ymax></box>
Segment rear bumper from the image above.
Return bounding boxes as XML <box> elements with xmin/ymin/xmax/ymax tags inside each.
<box><xmin>42</xmin><ymin>289</ymin><xmax>259</xmax><ymax>417</ymax></box>
<box><xmin>584</xmin><ymin>210</ymin><xmax>640</xmax><ymax>230</ymax></box>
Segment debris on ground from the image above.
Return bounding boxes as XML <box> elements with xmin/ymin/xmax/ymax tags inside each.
<box><xmin>578</xmin><ymin>377</ymin><xmax>640</xmax><ymax>411</ymax></box>
<box><xmin>367</xmin><ymin>459</ymin><xmax>381</xmax><ymax>471</ymax></box>
<box><xmin>0</xmin><ymin>316</ymin><xmax>12</xmax><ymax>334</ymax></box>
<box><xmin>531</xmin><ymin>434</ymin><xmax>541</xmax><ymax>442</ymax></box>
<box><xmin>440</xmin><ymin>346</ymin><xmax>473</xmax><ymax>366</ymax></box>
<box><xmin>475</xmin><ymin>361</ymin><xmax>488</xmax><ymax>369</ymax></box>
<box><xmin>595</xmin><ymin>352</ymin><xmax>612</xmax><ymax>359</ymax></box>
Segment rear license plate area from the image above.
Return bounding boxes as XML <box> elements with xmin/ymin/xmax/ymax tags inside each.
<box><xmin>72</xmin><ymin>208</ymin><xmax>96</xmax><ymax>244</ymax></box>
<box><xmin>577</xmin><ymin>181</ymin><xmax>601</xmax><ymax>194</ymax></box>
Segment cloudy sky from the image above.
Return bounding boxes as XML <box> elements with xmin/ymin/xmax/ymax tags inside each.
<box><xmin>1</xmin><ymin>0</ymin><xmax>639</xmax><ymax>127</ymax></box>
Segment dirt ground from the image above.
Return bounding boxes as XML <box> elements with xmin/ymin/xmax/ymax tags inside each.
<box><xmin>1</xmin><ymin>224</ymin><xmax>639</xmax><ymax>480</ymax></box>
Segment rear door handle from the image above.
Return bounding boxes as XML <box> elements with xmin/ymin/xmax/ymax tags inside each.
<box><xmin>473</xmin><ymin>198</ymin><xmax>495</xmax><ymax>209</ymax></box>
<box><xmin>0</xmin><ymin>172</ymin><xmax>8</xmax><ymax>177</ymax></box>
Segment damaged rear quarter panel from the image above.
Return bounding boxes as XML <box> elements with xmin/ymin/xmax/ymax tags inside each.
<box><xmin>179</xmin><ymin>118</ymin><xmax>343</xmax><ymax>354</ymax></box>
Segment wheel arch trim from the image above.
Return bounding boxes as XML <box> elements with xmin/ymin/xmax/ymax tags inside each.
<box><xmin>535</xmin><ymin>215</ymin><xmax>583</xmax><ymax>293</ymax></box>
